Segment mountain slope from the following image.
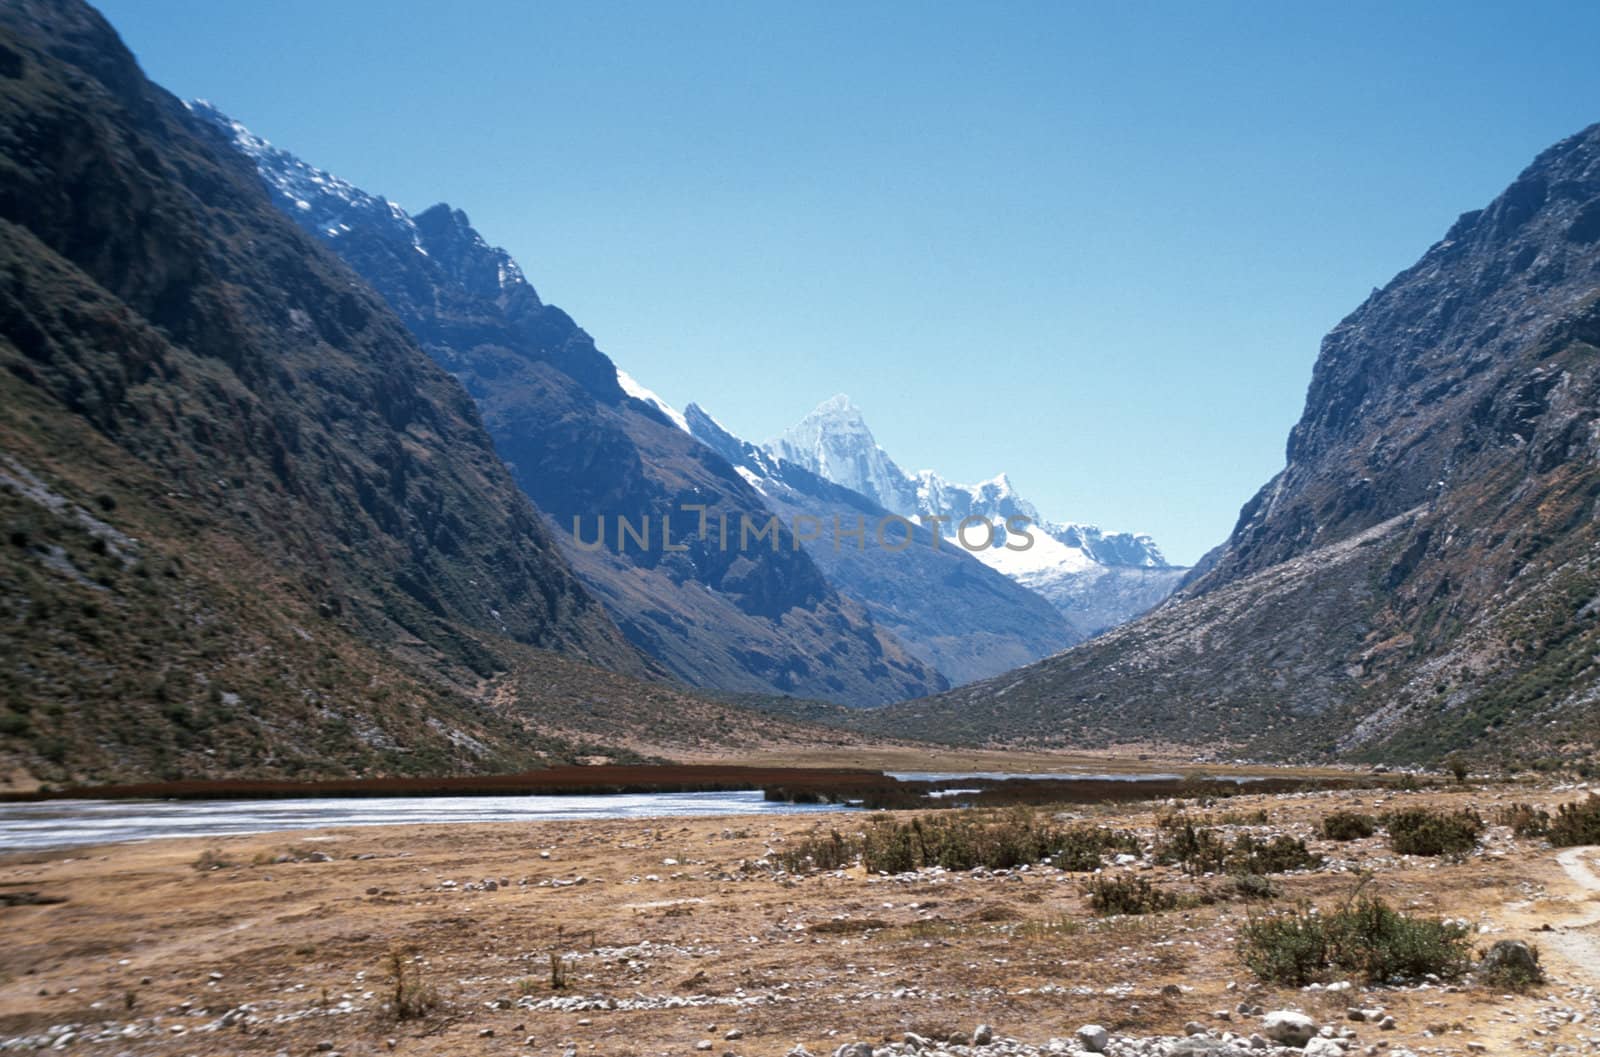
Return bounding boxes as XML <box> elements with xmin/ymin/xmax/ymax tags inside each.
<box><xmin>0</xmin><ymin>0</ymin><xmax>848</xmax><ymax>786</ymax></box>
<box><xmin>769</xmin><ymin>395</ymin><xmax>1188</xmax><ymax>637</ymax></box>
<box><xmin>196</xmin><ymin>106</ymin><xmax>945</xmax><ymax>706</ymax></box>
<box><xmin>864</xmin><ymin>123</ymin><xmax>1600</xmax><ymax>766</ymax></box>
<box><xmin>683</xmin><ymin>402</ymin><xmax>1077</xmax><ymax>685</ymax></box>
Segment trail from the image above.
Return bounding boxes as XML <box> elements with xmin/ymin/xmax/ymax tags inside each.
<box><xmin>1541</xmin><ymin>846</ymin><xmax>1600</xmax><ymax>980</ymax></box>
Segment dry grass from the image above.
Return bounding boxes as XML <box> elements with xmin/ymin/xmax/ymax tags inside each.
<box><xmin>0</xmin><ymin>783</ymin><xmax>1592</xmax><ymax>1055</ymax></box>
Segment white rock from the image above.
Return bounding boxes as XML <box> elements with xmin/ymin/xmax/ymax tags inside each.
<box><xmin>1076</xmin><ymin>1024</ymin><xmax>1110</xmax><ymax>1053</ymax></box>
<box><xmin>1261</xmin><ymin>1011</ymin><xmax>1317</xmax><ymax>1047</ymax></box>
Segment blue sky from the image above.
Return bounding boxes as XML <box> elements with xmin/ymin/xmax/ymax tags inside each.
<box><xmin>99</xmin><ymin>1</ymin><xmax>1600</xmax><ymax>564</ymax></box>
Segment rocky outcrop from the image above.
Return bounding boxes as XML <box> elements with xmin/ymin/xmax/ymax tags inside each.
<box><xmin>861</xmin><ymin>123</ymin><xmax>1600</xmax><ymax>764</ymax></box>
<box><xmin>0</xmin><ymin>0</ymin><xmax>673</xmax><ymax>781</ymax></box>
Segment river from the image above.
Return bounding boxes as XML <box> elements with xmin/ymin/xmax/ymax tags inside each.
<box><xmin>0</xmin><ymin>790</ymin><xmax>849</xmax><ymax>851</ymax></box>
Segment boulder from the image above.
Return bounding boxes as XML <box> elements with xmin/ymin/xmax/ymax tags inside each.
<box><xmin>1076</xmin><ymin>1024</ymin><xmax>1110</xmax><ymax>1053</ymax></box>
<box><xmin>1479</xmin><ymin>940</ymin><xmax>1541</xmax><ymax>981</ymax></box>
<box><xmin>1261</xmin><ymin>1011</ymin><xmax>1317</xmax><ymax>1047</ymax></box>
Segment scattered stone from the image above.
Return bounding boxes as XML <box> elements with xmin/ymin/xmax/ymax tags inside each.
<box><xmin>973</xmin><ymin>1024</ymin><xmax>994</xmax><ymax>1045</ymax></box>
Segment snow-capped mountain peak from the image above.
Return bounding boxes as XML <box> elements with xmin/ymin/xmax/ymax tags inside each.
<box><xmin>767</xmin><ymin>396</ymin><xmax>918</xmax><ymax>514</ymax></box>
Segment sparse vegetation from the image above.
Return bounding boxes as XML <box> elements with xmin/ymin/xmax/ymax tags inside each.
<box><xmin>1156</xmin><ymin>818</ymin><xmax>1320</xmax><ymax>875</ymax></box>
<box><xmin>548</xmin><ymin>951</ymin><xmax>572</xmax><ymax>991</ymax></box>
<box><xmin>191</xmin><ymin>847</ymin><xmax>232</xmax><ymax>871</ymax></box>
<box><xmin>1229</xmin><ymin>834</ymin><xmax>1322</xmax><ymax>874</ymax></box>
<box><xmin>384</xmin><ymin>948</ymin><xmax>440</xmax><ymax>1020</ymax></box>
<box><xmin>778</xmin><ymin>811</ymin><xmax>1139</xmax><ymax>875</ymax></box>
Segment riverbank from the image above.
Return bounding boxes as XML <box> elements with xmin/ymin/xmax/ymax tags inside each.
<box><xmin>2</xmin><ymin>782</ymin><xmax>1595</xmax><ymax>1055</ymax></box>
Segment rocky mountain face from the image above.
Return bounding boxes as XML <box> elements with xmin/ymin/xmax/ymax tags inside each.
<box><xmin>769</xmin><ymin>395</ymin><xmax>1188</xmax><ymax>637</ymax></box>
<box><xmin>682</xmin><ymin>403</ymin><xmax>1078</xmax><ymax>685</ymax></box>
<box><xmin>0</xmin><ymin>0</ymin><xmax>730</xmax><ymax>784</ymax></box>
<box><xmin>197</xmin><ymin>106</ymin><xmax>945</xmax><ymax>706</ymax></box>
<box><xmin>864</xmin><ymin>123</ymin><xmax>1600</xmax><ymax>766</ymax></box>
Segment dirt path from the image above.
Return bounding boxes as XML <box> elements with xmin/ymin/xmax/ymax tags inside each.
<box><xmin>1540</xmin><ymin>846</ymin><xmax>1600</xmax><ymax>980</ymax></box>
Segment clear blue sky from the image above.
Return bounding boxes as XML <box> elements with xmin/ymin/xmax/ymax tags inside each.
<box><xmin>98</xmin><ymin>0</ymin><xmax>1600</xmax><ymax>564</ymax></box>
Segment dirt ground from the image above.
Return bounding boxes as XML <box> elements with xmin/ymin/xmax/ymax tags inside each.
<box><xmin>2</xmin><ymin>780</ymin><xmax>1597</xmax><ymax>1056</ymax></box>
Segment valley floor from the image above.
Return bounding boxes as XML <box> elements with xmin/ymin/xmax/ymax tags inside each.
<box><xmin>1</xmin><ymin>782</ymin><xmax>1597</xmax><ymax>1056</ymax></box>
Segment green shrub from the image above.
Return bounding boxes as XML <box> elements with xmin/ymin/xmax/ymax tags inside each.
<box><xmin>776</xmin><ymin>829</ymin><xmax>855</xmax><ymax>872</ymax></box>
<box><xmin>1238</xmin><ymin>896</ymin><xmax>1474</xmax><ymax>985</ymax></box>
<box><xmin>1549</xmin><ymin>795</ymin><xmax>1600</xmax><ymax>847</ymax></box>
<box><xmin>1236</xmin><ymin>905</ymin><xmax>1330</xmax><ymax>985</ymax></box>
<box><xmin>1156</xmin><ymin>819</ymin><xmax>1229</xmax><ymax>875</ymax></box>
<box><xmin>1229</xmin><ymin>834</ymin><xmax>1322</xmax><ymax>874</ymax></box>
<box><xmin>1383</xmin><ymin>808</ymin><xmax>1484</xmax><ymax>857</ymax></box>
<box><xmin>1321</xmin><ymin>811</ymin><xmax>1377</xmax><ymax>841</ymax></box>
<box><xmin>1085</xmin><ymin>874</ymin><xmax>1177</xmax><ymax>916</ymax></box>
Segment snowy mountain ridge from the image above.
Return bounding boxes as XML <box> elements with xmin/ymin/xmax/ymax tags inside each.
<box><xmin>768</xmin><ymin>395</ymin><xmax>1173</xmax><ymax>572</ymax></box>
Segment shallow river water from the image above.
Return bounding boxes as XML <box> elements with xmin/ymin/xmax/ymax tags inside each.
<box><xmin>0</xmin><ymin>791</ymin><xmax>849</xmax><ymax>851</ymax></box>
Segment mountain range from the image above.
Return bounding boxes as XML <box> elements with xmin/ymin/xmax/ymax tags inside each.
<box><xmin>190</xmin><ymin>103</ymin><xmax>949</xmax><ymax>707</ymax></box>
<box><xmin>193</xmin><ymin>106</ymin><xmax>1183</xmax><ymax>694</ymax></box>
<box><xmin>6</xmin><ymin>0</ymin><xmax>1600</xmax><ymax>783</ymax></box>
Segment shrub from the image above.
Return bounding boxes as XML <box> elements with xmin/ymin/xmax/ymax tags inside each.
<box><xmin>1492</xmin><ymin>803</ymin><xmax>1550</xmax><ymax>839</ymax></box>
<box><xmin>384</xmin><ymin>948</ymin><xmax>440</xmax><ymax>1019</ymax></box>
<box><xmin>1228</xmin><ymin>873</ymin><xmax>1280</xmax><ymax>902</ymax></box>
<box><xmin>1383</xmin><ymin>808</ymin><xmax>1484</xmax><ymax>857</ymax></box>
<box><xmin>1156</xmin><ymin>819</ymin><xmax>1229</xmax><ymax>876</ymax></box>
<box><xmin>1085</xmin><ymin>874</ymin><xmax>1177</xmax><ymax>916</ymax></box>
<box><xmin>1321</xmin><ymin>811</ymin><xmax>1377</xmax><ymax>841</ymax></box>
<box><xmin>1238</xmin><ymin>895</ymin><xmax>1474</xmax><ymax>985</ymax></box>
<box><xmin>1549</xmin><ymin>795</ymin><xmax>1600</xmax><ymax>847</ymax></box>
<box><xmin>781</xmin><ymin>812</ymin><xmax>1138</xmax><ymax>875</ymax></box>
<box><xmin>1229</xmin><ymin>834</ymin><xmax>1322</xmax><ymax>874</ymax></box>
<box><xmin>548</xmin><ymin>951</ymin><xmax>571</xmax><ymax>991</ymax></box>
<box><xmin>776</xmin><ymin>829</ymin><xmax>855</xmax><ymax>872</ymax></box>
<box><xmin>191</xmin><ymin>848</ymin><xmax>232</xmax><ymax>871</ymax></box>
<box><xmin>1236</xmin><ymin>905</ymin><xmax>1331</xmax><ymax>985</ymax></box>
